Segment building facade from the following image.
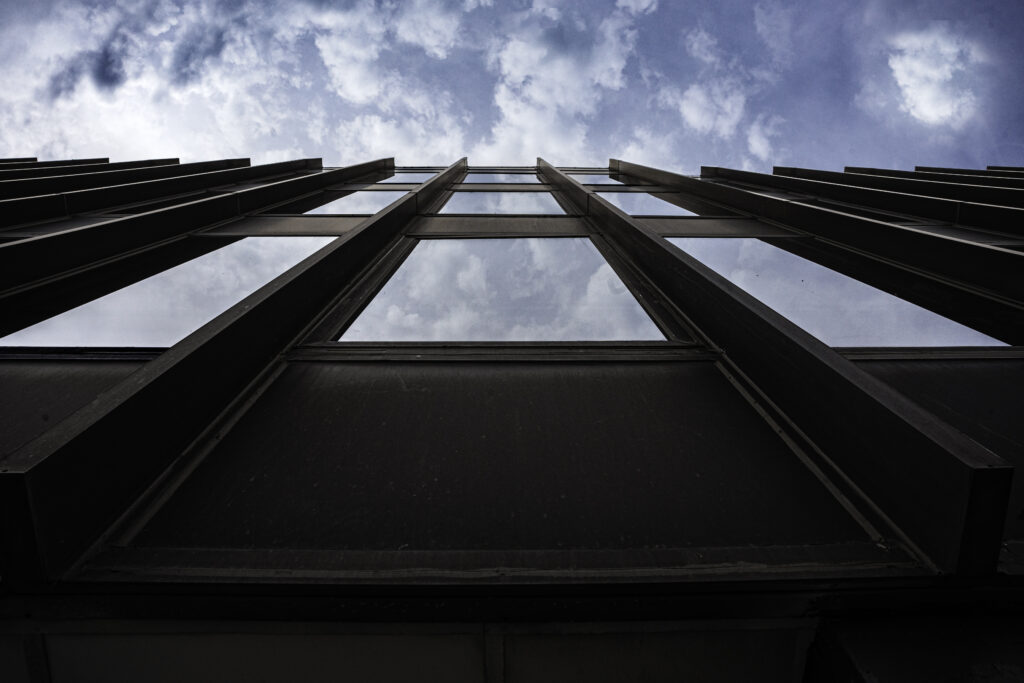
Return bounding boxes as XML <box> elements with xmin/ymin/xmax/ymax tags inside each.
<box><xmin>1</xmin><ymin>154</ymin><xmax>1023</xmax><ymax>681</ymax></box>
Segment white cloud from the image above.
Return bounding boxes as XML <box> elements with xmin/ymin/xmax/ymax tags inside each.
<box><xmin>753</xmin><ymin>1</ymin><xmax>795</xmax><ymax>66</ymax></box>
<box><xmin>684</xmin><ymin>27</ymin><xmax>720</xmax><ymax>66</ymax></box>
<box><xmin>530</xmin><ymin>0</ymin><xmax>562</xmax><ymax>21</ymax></box>
<box><xmin>615</xmin><ymin>0</ymin><xmax>658</xmax><ymax>16</ymax></box>
<box><xmin>472</xmin><ymin>4</ymin><xmax>648</xmax><ymax>164</ymax></box>
<box><xmin>746</xmin><ymin>114</ymin><xmax>784</xmax><ymax>162</ymax></box>
<box><xmin>886</xmin><ymin>24</ymin><xmax>984</xmax><ymax>128</ymax></box>
<box><xmin>661</xmin><ymin>80</ymin><xmax>746</xmax><ymax>138</ymax></box>
<box><xmin>613</xmin><ymin>127</ymin><xmax>685</xmax><ymax>172</ymax></box>
<box><xmin>394</xmin><ymin>0</ymin><xmax>463</xmax><ymax>59</ymax></box>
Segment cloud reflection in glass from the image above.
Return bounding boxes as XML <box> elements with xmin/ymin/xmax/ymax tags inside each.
<box><xmin>1</xmin><ymin>237</ymin><xmax>335</xmax><ymax>347</ymax></box>
<box><xmin>440</xmin><ymin>192</ymin><xmax>565</xmax><ymax>214</ymax></box>
<box><xmin>599</xmin><ymin>192</ymin><xmax>696</xmax><ymax>215</ymax></box>
<box><xmin>669</xmin><ymin>237</ymin><xmax>1006</xmax><ymax>347</ymax></box>
<box><xmin>339</xmin><ymin>238</ymin><xmax>665</xmax><ymax>341</ymax></box>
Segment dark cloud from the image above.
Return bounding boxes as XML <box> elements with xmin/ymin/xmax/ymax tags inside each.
<box><xmin>46</xmin><ymin>21</ymin><xmax>136</xmax><ymax>99</ymax></box>
<box><xmin>92</xmin><ymin>28</ymin><xmax>131</xmax><ymax>90</ymax></box>
<box><xmin>48</xmin><ymin>57</ymin><xmax>90</xmax><ymax>99</ymax></box>
<box><xmin>170</xmin><ymin>25</ymin><xmax>228</xmax><ymax>85</ymax></box>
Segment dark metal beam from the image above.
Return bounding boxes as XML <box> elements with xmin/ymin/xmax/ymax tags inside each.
<box><xmin>703</xmin><ymin>166</ymin><xmax>1024</xmax><ymax>235</ymax></box>
<box><xmin>0</xmin><ymin>157</ymin><xmax>465</xmax><ymax>582</ymax></box>
<box><xmin>0</xmin><ymin>158</ymin><xmax>175</xmax><ymax>181</ymax></box>
<box><xmin>0</xmin><ymin>158</ymin><xmax>317</xmax><ymax>228</ymax></box>
<box><xmin>916</xmin><ymin>166</ymin><xmax>1024</xmax><ymax>177</ymax></box>
<box><xmin>606</xmin><ymin>162</ymin><xmax>1024</xmax><ymax>342</ymax></box>
<box><xmin>846</xmin><ymin>167</ymin><xmax>1024</xmax><ymax>190</ymax></box>
<box><xmin>0</xmin><ymin>158</ymin><xmax>373</xmax><ymax>296</ymax></box>
<box><xmin>0</xmin><ymin>157</ymin><xmax>37</xmax><ymax>163</ymax></box>
<box><xmin>774</xmin><ymin>166</ymin><xmax>1024</xmax><ymax>208</ymax></box>
<box><xmin>0</xmin><ymin>157</ymin><xmax>107</xmax><ymax>170</ymax></box>
<box><xmin>536</xmin><ymin>157</ymin><xmax>1013</xmax><ymax>575</ymax></box>
<box><xmin>0</xmin><ymin>158</ymin><xmax>249</xmax><ymax>200</ymax></box>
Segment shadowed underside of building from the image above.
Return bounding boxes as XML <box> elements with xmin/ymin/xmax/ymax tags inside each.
<box><xmin>1</xmin><ymin>154</ymin><xmax>1023</xmax><ymax>681</ymax></box>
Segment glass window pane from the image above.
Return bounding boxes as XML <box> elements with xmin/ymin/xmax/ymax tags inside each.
<box><xmin>376</xmin><ymin>172</ymin><xmax>436</xmax><ymax>184</ymax></box>
<box><xmin>340</xmin><ymin>238</ymin><xmax>664</xmax><ymax>341</ymax></box>
<box><xmin>463</xmin><ymin>173</ymin><xmax>540</xmax><ymax>183</ymax></box>
<box><xmin>1</xmin><ymin>237</ymin><xmax>335</xmax><ymax>347</ymax></box>
<box><xmin>599</xmin><ymin>192</ymin><xmax>696</xmax><ymax>215</ymax></box>
<box><xmin>668</xmin><ymin>237</ymin><xmax>1006</xmax><ymax>347</ymax></box>
<box><xmin>569</xmin><ymin>173</ymin><xmax>624</xmax><ymax>185</ymax></box>
<box><xmin>440</xmin><ymin>192</ymin><xmax>565</xmax><ymax>214</ymax></box>
<box><xmin>305</xmin><ymin>191</ymin><xmax>408</xmax><ymax>214</ymax></box>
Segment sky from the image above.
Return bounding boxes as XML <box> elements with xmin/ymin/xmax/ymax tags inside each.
<box><xmin>1</xmin><ymin>0</ymin><xmax>1022</xmax><ymax>172</ymax></box>
<box><xmin>341</xmin><ymin>237</ymin><xmax>665</xmax><ymax>341</ymax></box>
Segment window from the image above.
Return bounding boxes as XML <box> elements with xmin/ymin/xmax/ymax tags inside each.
<box><xmin>599</xmin><ymin>192</ymin><xmax>696</xmax><ymax>215</ymax></box>
<box><xmin>668</xmin><ymin>237</ymin><xmax>1006</xmax><ymax>346</ymax></box>
<box><xmin>1</xmin><ymin>237</ymin><xmax>335</xmax><ymax>347</ymax></box>
<box><xmin>569</xmin><ymin>173</ymin><xmax>624</xmax><ymax>185</ymax></box>
<box><xmin>376</xmin><ymin>172</ymin><xmax>437</xmax><ymax>184</ymax></box>
<box><xmin>339</xmin><ymin>238</ymin><xmax>665</xmax><ymax>341</ymax></box>
<box><xmin>440</xmin><ymin>192</ymin><xmax>565</xmax><ymax>214</ymax></box>
<box><xmin>303</xmin><ymin>191</ymin><xmax>408</xmax><ymax>214</ymax></box>
<box><xmin>462</xmin><ymin>173</ymin><xmax>540</xmax><ymax>183</ymax></box>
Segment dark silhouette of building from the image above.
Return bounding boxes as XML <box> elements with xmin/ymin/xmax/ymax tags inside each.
<box><xmin>1</xmin><ymin>154</ymin><xmax>1023</xmax><ymax>681</ymax></box>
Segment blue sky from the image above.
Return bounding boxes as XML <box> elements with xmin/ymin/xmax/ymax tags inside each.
<box><xmin>1</xmin><ymin>0</ymin><xmax>1021</xmax><ymax>173</ymax></box>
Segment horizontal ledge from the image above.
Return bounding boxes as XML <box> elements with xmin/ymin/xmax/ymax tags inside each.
<box><xmin>80</xmin><ymin>541</ymin><xmax>920</xmax><ymax>584</ymax></box>
<box><xmin>288</xmin><ymin>342</ymin><xmax>707</xmax><ymax>362</ymax></box>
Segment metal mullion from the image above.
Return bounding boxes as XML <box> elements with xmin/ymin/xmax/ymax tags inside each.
<box><xmin>0</xmin><ymin>157</ymin><xmax>467</xmax><ymax>581</ymax></box>
<box><xmin>0</xmin><ymin>158</ymin><xmax>174</xmax><ymax>181</ymax></box>
<box><xmin>538</xmin><ymin>156</ymin><xmax>1013</xmax><ymax>575</ymax></box>
<box><xmin>586</xmin><ymin>232</ymin><xmax>698</xmax><ymax>343</ymax></box>
<box><xmin>543</xmin><ymin>170</ymin><xmax>720</xmax><ymax>344</ymax></box>
<box><xmin>705</xmin><ymin>165</ymin><xmax>1024</xmax><ymax>232</ymax></box>
<box><xmin>0</xmin><ymin>157</ymin><xmax>108</xmax><ymax>171</ymax></box>
<box><xmin>845</xmin><ymin>166</ymin><xmax>1024</xmax><ymax>190</ymax></box>
<box><xmin>775</xmin><ymin>166</ymin><xmax>1024</xmax><ymax>209</ymax></box>
<box><xmin>615</xmin><ymin>160</ymin><xmax>1024</xmax><ymax>342</ymax></box>
<box><xmin>0</xmin><ymin>158</ymin><xmax>250</xmax><ymax>200</ymax></box>
<box><xmin>917</xmin><ymin>165</ymin><xmax>1024</xmax><ymax>177</ymax></box>
<box><xmin>301</xmin><ymin>234</ymin><xmax>419</xmax><ymax>342</ymax></box>
<box><xmin>0</xmin><ymin>159</ymin><xmax>388</xmax><ymax>295</ymax></box>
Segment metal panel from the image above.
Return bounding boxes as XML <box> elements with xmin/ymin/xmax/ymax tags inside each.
<box><xmin>854</xmin><ymin>357</ymin><xmax>1024</xmax><ymax>540</ymax></box>
<box><xmin>132</xmin><ymin>361</ymin><xmax>870</xmax><ymax>561</ymax></box>
<box><xmin>0</xmin><ymin>359</ymin><xmax>146</xmax><ymax>458</ymax></box>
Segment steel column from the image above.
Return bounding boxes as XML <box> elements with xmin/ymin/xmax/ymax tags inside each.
<box><xmin>537</xmin><ymin>157</ymin><xmax>1012</xmax><ymax>574</ymax></box>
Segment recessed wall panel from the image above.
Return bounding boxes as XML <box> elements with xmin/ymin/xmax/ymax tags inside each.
<box><xmin>133</xmin><ymin>361</ymin><xmax>868</xmax><ymax>554</ymax></box>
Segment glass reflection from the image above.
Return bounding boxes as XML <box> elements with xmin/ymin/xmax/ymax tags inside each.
<box><xmin>599</xmin><ymin>192</ymin><xmax>695</xmax><ymax>215</ymax></box>
<box><xmin>668</xmin><ymin>237</ymin><xmax>1006</xmax><ymax>346</ymax></box>
<box><xmin>1</xmin><ymin>237</ymin><xmax>335</xmax><ymax>347</ymax></box>
<box><xmin>340</xmin><ymin>238</ymin><xmax>664</xmax><ymax>341</ymax></box>
<box><xmin>569</xmin><ymin>173</ymin><xmax>624</xmax><ymax>185</ymax></box>
<box><xmin>463</xmin><ymin>173</ymin><xmax>540</xmax><ymax>183</ymax></box>
<box><xmin>440</xmin><ymin>192</ymin><xmax>565</xmax><ymax>214</ymax></box>
<box><xmin>305</xmin><ymin>191</ymin><xmax>408</xmax><ymax>214</ymax></box>
<box><xmin>377</xmin><ymin>172</ymin><xmax>437</xmax><ymax>184</ymax></box>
